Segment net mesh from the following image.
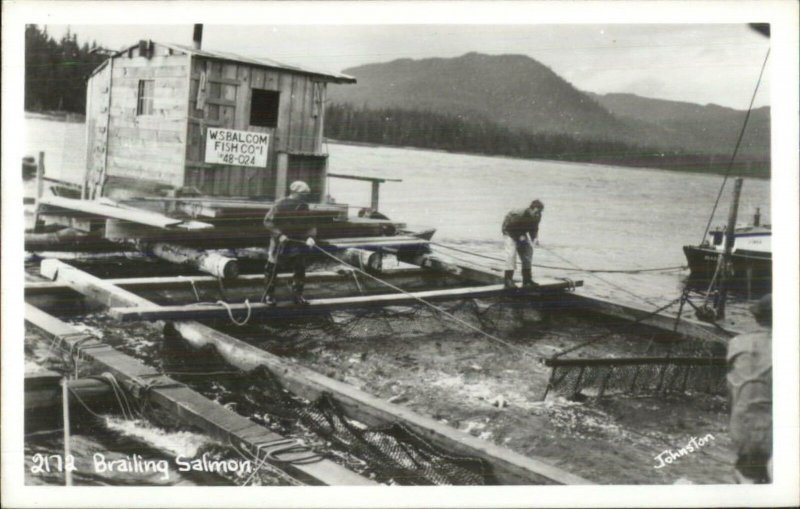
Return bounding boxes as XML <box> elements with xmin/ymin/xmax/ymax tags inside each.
<box><xmin>251</xmin><ymin>366</ymin><xmax>495</xmax><ymax>485</ymax></box>
<box><xmin>546</xmin><ymin>358</ymin><xmax>727</xmax><ymax>399</ymax></box>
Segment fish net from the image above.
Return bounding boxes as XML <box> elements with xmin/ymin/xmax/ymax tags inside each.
<box><xmin>249</xmin><ymin>365</ymin><xmax>496</xmax><ymax>485</ymax></box>
<box><xmin>544</xmin><ymin>356</ymin><xmax>727</xmax><ymax>399</ymax></box>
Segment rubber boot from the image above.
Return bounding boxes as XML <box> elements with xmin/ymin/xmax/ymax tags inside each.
<box><xmin>262</xmin><ymin>262</ymin><xmax>277</xmax><ymax>306</ymax></box>
<box><xmin>522</xmin><ymin>268</ymin><xmax>537</xmax><ymax>288</ymax></box>
<box><xmin>504</xmin><ymin>270</ymin><xmax>517</xmax><ymax>290</ymax></box>
<box><xmin>292</xmin><ymin>281</ymin><xmax>309</xmax><ymax>306</ymax></box>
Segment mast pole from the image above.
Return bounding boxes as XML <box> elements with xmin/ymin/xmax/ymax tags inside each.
<box><xmin>716</xmin><ymin>177</ymin><xmax>744</xmax><ymax>318</ymax></box>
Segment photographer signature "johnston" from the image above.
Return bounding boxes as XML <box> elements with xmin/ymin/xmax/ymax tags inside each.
<box><xmin>653</xmin><ymin>434</ymin><xmax>716</xmax><ymax>468</ymax></box>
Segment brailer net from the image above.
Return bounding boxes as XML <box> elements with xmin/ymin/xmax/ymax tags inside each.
<box><xmin>250</xmin><ymin>366</ymin><xmax>496</xmax><ymax>485</ymax></box>
<box><xmin>544</xmin><ymin>356</ymin><xmax>727</xmax><ymax>400</ymax></box>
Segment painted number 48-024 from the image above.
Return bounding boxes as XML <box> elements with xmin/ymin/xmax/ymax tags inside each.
<box><xmin>220</xmin><ymin>153</ymin><xmax>257</xmax><ymax>166</ymax></box>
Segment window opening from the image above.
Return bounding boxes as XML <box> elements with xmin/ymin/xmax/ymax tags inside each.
<box><xmin>137</xmin><ymin>79</ymin><xmax>155</xmax><ymax>115</ymax></box>
<box><xmin>250</xmin><ymin>89</ymin><xmax>280</xmax><ymax>128</ymax></box>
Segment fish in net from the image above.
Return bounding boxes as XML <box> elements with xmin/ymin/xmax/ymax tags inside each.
<box><xmin>250</xmin><ymin>366</ymin><xmax>496</xmax><ymax>485</ymax></box>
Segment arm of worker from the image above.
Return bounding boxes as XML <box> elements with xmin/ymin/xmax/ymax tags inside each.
<box><xmin>305</xmin><ymin>226</ymin><xmax>318</xmax><ymax>247</ymax></box>
<box><xmin>262</xmin><ymin>210</ymin><xmax>284</xmax><ymax>239</ymax></box>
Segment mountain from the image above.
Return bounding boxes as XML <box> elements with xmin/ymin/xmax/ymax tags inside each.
<box><xmin>329</xmin><ymin>52</ymin><xmax>636</xmax><ymax>142</ymax></box>
<box><xmin>588</xmin><ymin>92</ymin><xmax>770</xmax><ymax>158</ymax></box>
<box><xmin>329</xmin><ymin>52</ymin><xmax>769</xmax><ymax>161</ymax></box>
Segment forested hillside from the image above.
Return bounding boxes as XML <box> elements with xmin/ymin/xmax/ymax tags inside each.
<box><xmin>25</xmin><ymin>25</ymin><xmax>106</xmax><ymax>114</ymax></box>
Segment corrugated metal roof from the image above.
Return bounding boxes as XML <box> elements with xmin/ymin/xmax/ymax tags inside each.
<box><xmin>110</xmin><ymin>41</ymin><xmax>356</xmax><ymax>84</ymax></box>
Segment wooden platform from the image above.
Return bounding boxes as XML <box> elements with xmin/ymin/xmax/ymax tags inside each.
<box><xmin>37</xmin><ymin>258</ymin><xmax>592</xmax><ymax>485</ymax></box>
<box><xmin>108</xmin><ymin>280</ymin><xmax>579</xmax><ymax>322</ymax></box>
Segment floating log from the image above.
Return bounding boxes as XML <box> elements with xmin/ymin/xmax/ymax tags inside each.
<box><xmin>39</xmin><ymin>259</ymin><xmax>590</xmax><ymax>485</ymax></box>
<box><xmin>24</xmin><ymin>302</ymin><xmax>373</xmax><ymax>486</ymax></box>
<box><xmin>108</xmin><ymin>282</ymin><xmax>574</xmax><ymax>322</ymax></box>
<box><xmin>25</xmin><ymin>228</ymin><xmax>121</xmax><ymax>252</ymax></box>
<box><xmin>144</xmin><ymin>242</ymin><xmax>239</xmax><ymax>279</ymax></box>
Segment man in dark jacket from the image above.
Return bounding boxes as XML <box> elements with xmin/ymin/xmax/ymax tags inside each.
<box><xmin>262</xmin><ymin>180</ymin><xmax>317</xmax><ymax>306</ymax></box>
<box><xmin>501</xmin><ymin>200</ymin><xmax>543</xmax><ymax>289</ymax></box>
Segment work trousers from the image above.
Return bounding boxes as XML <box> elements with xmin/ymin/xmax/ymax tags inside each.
<box><xmin>264</xmin><ymin>235</ymin><xmax>307</xmax><ymax>295</ymax></box>
<box><xmin>504</xmin><ymin>234</ymin><xmax>533</xmax><ymax>271</ymax></box>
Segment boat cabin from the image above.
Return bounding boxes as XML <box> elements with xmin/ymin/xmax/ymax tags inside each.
<box><xmin>83</xmin><ymin>40</ymin><xmax>355</xmax><ymax>202</ymax></box>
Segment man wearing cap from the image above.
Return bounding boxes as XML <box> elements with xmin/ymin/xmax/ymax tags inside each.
<box><xmin>727</xmin><ymin>294</ymin><xmax>772</xmax><ymax>483</ymax></box>
<box><xmin>262</xmin><ymin>181</ymin><xmax>317</xmax><ymax>306</ymax></box>
<box><xmin>501</xmin><ymin>200</ymin><xmax>544</xmax><ymax>289</ymax></box>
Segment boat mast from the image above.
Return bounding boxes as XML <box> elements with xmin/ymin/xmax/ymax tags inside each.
<box><xmin>716</xmin><ymin>177</ymin><xmax>744</xmax><ymax>318</ymax></box>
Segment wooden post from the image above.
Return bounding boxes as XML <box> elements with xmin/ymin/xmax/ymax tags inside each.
<box><xmin>32</xmin><ymin>152</ymin><xmax>45</xmax><ymax>230</ymax></box>
<box><xmin>716</xmin><ymin>177</ymin><xmax>743</xmax><ymax>319</ymax></box>
<box><xmin>276</xmin><ymin>153</ymin><xmax>289</xmax><ymax>199</ymax></box>
<box><xmin>371</xmin><ymin>180</ymin><xmax>380</xmax><ymax>211</ymax></box>
<box><xmin>61</xmin><ymin>377</ymin><xmax>73</xmax><ymax>486</ymax></box>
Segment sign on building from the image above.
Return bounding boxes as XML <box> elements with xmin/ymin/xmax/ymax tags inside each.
<box><xmin>204</xmin><ymin>128</ymin><xmax>269</xmax><ymax>168</ymax></box>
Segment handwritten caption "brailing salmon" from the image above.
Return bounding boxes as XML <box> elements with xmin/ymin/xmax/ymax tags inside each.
<box><xmin>30</xmin><ymin>453</ymin><xmax>254</xmax><ymax>481</ymax></box>
<box><xmin>653</xmin><ymin>434</ymin><xmax>716</xmax><ymax>468</ymax></box>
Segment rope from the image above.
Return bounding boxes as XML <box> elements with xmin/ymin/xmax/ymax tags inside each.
<box><xmin>430</xmin><ymin>241</ymin><xmax>686</xmax><ymax>273</ymax></box>
<box><xmin>538</xmin><ymin>243</ymin><xmax>663</xmax><ymax>308</ymax></box>
<box><xmin>177</xmin><ymin>275</ymin><xmax>201</xmax><ymax>302</ymax></box>
<box><xmin>61</xmin><ymin>378</ymin><xmax>73</xmax><ymax>486</ymax></box>
<box><xmin>699</xmin><ymin>47</ymin><xmax>771</xmax><ymax>244</ymax></box>
<box><xmin>216</xmin><ymin>299</ymin><xmax>252</xmax><ymax>326</ymax></box>
<box><xmin>550</xmin><ymin>296</ymin><xmax>682</xmax><ymax>359</ymax></box>
<box><xmin>301</xmin><ymin>241</ymin><xmax>531</xmax><ymax>356</ymax></box>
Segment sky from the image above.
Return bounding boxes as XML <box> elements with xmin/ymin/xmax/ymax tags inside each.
<box><xmin>38</xmin><ymin>21</ymin><xmax>772</xmax><ymax>110</ymax></box>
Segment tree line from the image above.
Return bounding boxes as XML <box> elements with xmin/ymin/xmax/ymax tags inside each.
<box><xmin>25</xmin><ymin>24</ymin><xmax>107</xmax><ymax>114</ymax></box>
<box><xmin>324</xmin><ymin>103</ymin><xmax>769</xmax><ymax>177</ymax></box>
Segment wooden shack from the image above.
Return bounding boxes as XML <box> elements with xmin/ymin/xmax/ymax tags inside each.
<box><xmin>83</xmin><ymin>39</ymin><xmax>355</xmax><ymax>202</ymax></box>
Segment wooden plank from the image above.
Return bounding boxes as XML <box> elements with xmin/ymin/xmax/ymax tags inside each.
<box><xmin>41</xmin><ymin>260</ymin><xmax>590</xmax><ymax>485</ymax></box>
<box><xmin>24</xmin><ymin>303</ymin><xmax>372</xmax><ymax>486</ymax></box>
<box><xmin>38</xmin><ymin>196</ymin><xmax>212</xmax><ymax>230</ymax></box>
<box><xmin>109</xmin><ymin>282</ymin><xmax>576</xmax><ymax>322</ymax></box>
<box><xmin>25</xmin><ymin>268</ymin><xmax>430</xmax><ymax>295</ymax></box>
<box><xmin>328</xmin><ymin>172</ymin><xmax>402</xmax><ymax>183</ymax></box>
<box><xmin>566</xmin><ymin>293</ymin><xmax>731</xmax><ymax>344</ymax></box>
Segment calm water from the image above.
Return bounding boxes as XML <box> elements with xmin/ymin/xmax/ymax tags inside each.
<box><xmin>22</xmin><ymin>116</ymin><xmax>770</xmax><ymax>485</ymax></box>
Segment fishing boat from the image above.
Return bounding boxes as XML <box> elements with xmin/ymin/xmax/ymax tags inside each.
<box><xmin>683</xmin><ymin>208</ymin><xmax>771</xmax><ymax>296</ymax></box>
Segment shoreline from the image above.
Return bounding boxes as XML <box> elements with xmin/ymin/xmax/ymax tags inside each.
<box><xmin>325</xmin><ymin>138</ymin><xmax>770</xmax><ymax>180</ymax></box>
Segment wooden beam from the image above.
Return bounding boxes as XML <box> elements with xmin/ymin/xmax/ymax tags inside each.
<box><xmin>565</xmin><ymin>293</ymin><xmax>731</xmax><ymax>343</ymax></box>
<box><xmin>24</xmin><ymin>302</ymin><xmax>374</xmax><ymax>486</ymax></box>
<box><xmin>39</xmin><ymin>196</ymin><xmax>213</xmax><ymax>230</ymax></box>
<box><xmin>39</xmin><ymin>259</ymin><xmax>590</xmax><ymax>485</ymax></box>
<box><xmin>109</xmin><ymin>282</ymin><xmax>575</xmax><ymax>322</ymax></box>
<box><xmin>25</xmin><ymin>268</ymin><xmax>430</xmax><ymax>295</ymax></box>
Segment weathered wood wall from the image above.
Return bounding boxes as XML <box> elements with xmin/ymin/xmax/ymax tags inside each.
<box><xmin>185</xmin><ymin>57</ymin><xmax>328</xmax><ymax>198</ymax></box>
<box><xmin>85</xmin><ymin>43</ymin><xmax>335</xmax><ymax>201</ymax></box>
<box><xmin>102</xmin><ymin>44</ymin><xmax>191</xmax><ymax>197</ymax></box>
<box><xmin>84</xmin><ymin>60</ymin><xmax>112</xmax><ymax>199</ymax></box>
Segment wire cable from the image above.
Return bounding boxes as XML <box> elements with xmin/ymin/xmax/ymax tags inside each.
<box><xmin>699</xmin><ymin>47</ymin><xmax>771</xmax><ymax>245</ymax></box>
